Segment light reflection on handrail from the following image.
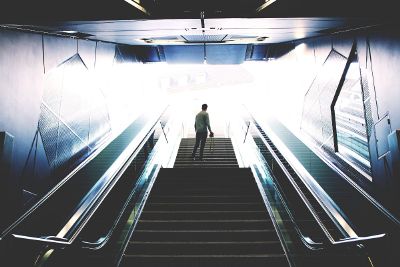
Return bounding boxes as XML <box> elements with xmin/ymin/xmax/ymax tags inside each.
<box><xmin>11</xmin><ymin>234</ymin><xmax>70</xmax><ymax>247</ymax></box>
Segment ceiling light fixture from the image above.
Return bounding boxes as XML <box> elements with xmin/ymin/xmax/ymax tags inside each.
<box><xmin>256</xmin><ymin>0</ymin><xmax>277</xmax><ymax>13</ymax></box>
<box><xmin>124</xmin><ymin>0</ymin><xmax>151</xmax><ymax>16</ymax></box>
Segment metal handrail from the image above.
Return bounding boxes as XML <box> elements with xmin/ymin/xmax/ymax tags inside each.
<box><xmin>243</xmin><ymin>121</ymin><xmax>250</xmax><ymax>143</ymax></box>
<box><xmin>248</xmin><ymin>118</ymin><xmax>386</xmax><ymax>247</ymax></box>
<box><xmin>266</xmin><ymin>173</ymin><xmax>324</xmax><ymax>250</ymax></box>
<box><xmin>236</xmin><ymin>119</ymin><xmax>324</xmax><ymax>250</ymax></box>
<box><xmin>80</xmin><ymin>164</ymin><xmax>160</xmax><ymax>250</ymax></box>
<box><xmin>79</xmin><ymin>115</ymin><xmax>178</xmax><ymax>250</ymax></box>
<box><xmin>160</xmin><ymin>121</ymin><xmax>168</xmax><ymax>143</ymax></box>
<box><xmin>299</xmin><ymin>132</ymin><xmax>400</xmax><ymax>228</ymax></box>
<box><xmin>5</xmin><ymin>107</ymin><xmax>170</xmax><ymax>247</ymax></box>
<box><xmin>1</xmin><ymin>127</ymin><xmax>117</xmax><ymax>240</ymax></box>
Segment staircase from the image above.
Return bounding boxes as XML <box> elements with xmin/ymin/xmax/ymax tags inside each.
<box><xmin>173</xmin><ymin>138</ymin><xmax>239</xmax><ymax>168</ymax></box>
<box><xmin>119</xmin><ymin>138</ymin><xmax>289</xmax><ymax>267</ymax></box>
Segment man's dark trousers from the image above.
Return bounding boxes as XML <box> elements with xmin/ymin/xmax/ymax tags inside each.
<box><xmin>192</xmin><ymin>131</ymin><xmax>207</xmax><ymax>160</ymax></box>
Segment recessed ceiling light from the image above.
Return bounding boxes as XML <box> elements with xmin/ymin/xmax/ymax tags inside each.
<box><xmin>59</xmin><ymin>30</ymin><xmax>78</xmax><ymax>34</ymax></box>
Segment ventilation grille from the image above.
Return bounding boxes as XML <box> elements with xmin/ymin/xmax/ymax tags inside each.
<box><xmin>181</xmin><ymin>34</ymin><xmax>228</xmax><ymax>43</ymax></box>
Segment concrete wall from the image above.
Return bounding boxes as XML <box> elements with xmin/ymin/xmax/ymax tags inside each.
<box><xmin>0</xmin><ymin>29</ymin><xmax>165</xmax><ymax>228</ymax></box>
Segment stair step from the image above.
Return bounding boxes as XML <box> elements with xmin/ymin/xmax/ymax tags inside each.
<box><xmin>121</xmin><ymin>254</ymin><xmax>288</xmax><ymax>267</ymax></box>
<box><xmin>174</xmin><ymin>138</ymin><xmax>238</xmax><ymax>168</ymax></box>
<box><xmin>132</xmin><ymin>229</ymin><xmax>281</xmax><ymax>242</ymax></box>
<box><xmin>148</xmin><ymin>188</ymin><xmax>260</xmax><ymax>195</ymax></box>
<box><xmin>147</xmin><ymin>195</ymin><xmax>261</xmax><ymax>203</ymax></box>
<box><xmin>121</xmin><ymin>157</ymin><xmax>288</xmax><ymax>267</ymax></box>
<box><xmin>136</xmin><ymin>219</ymin><xmax>273</xmax><ymax>230</ymax></box>
<box><xmin>143</xmin><ymin>203</ymin><xmax>266</xmax><ymax>211</ymax></box>
<box><xmin>139</xmin><ymin>210</ymin><xmax>269</xmax><ymax>220</ymax></box>
<box><xmin>125</xmin><ymin>241</ymin><xmax>283</xmax><ymax>255</ymax></box>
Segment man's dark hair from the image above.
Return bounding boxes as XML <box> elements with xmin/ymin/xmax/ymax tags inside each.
<box><xmin>202</xmin><ymin>104</ymin><xmax>208</xmax><ymax>110</ymax></box>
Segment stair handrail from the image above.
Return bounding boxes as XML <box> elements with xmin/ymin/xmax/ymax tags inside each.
<box><xmin>160</xmin><ymin>121</ymin><xmax>168</xmax><ymax>143</ymax></box>
<box><xmin>243</xmin><ymin>121</ymin><xmax>251</xmax><ymax>143</ymax></box>
<box><xmin>249</xmin><ymin>118</ymin><xmax>386</xmax><ymax>247</ymax></box>
<box><xmin>5</xmin><ymin>107</ymin><xmax>170</xmax><ymax>248</ymax></box>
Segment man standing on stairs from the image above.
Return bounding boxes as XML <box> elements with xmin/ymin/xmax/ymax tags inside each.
<box><xmin>192</xmin><ymin>104</ymin><xmax>214</xmax><ymax>161</ymax></box>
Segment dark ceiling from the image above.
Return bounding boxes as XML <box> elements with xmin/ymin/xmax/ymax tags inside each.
<box><xmin>1</xmin><ymin>0</ymin><xmax>398</xmax><ymax>23</ymax></box>
<box><xmin>1</xmin><ymin>0</ymin><xmax>398</xmax><ymax>64</ymax></box>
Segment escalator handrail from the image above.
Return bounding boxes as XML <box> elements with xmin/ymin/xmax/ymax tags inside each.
<box><xmin>237</xmin><ymin>119</ymin><xmax>325</xmax><ymax>250</ymax></box>
<box><xmin>299</xmin><ymin>131</ymin><xmax>400</xmax><ymax>227</ymax></box>
<box><xmin>249</xmin><ymin>118</ymin><xmax>386</xmax><ymax>247</ymax></box>
<box><xmin>11</xmin><ymin>234</ymin><xmax>71</xmax><ymax>247</ymax></box>
<box><xmin>6</xmin><ymin>107</ymin><xmax>169</xmax><ymax>247</ymax></box>
<box><xmin>251</xmin><ymin>162</ymin><xmax>324</xmax><ymax>250</ymax></box>
<box><xmin>0</xmin><ymin>125</ymin><xmax>117</xmax><ymax>240</ymax></box>
<box><xmin>80</xmin><ymin>164</ymin><xmax>160</xmax><ymax>250</ymax></box>
<box><xmin>264</xmin><ymin>167</ymin><xmax>325</xmax><ymax>250</ymax></box>
<box><xmin>78</xmin><ymin>115</ymin><xmax>178</xmax><ymax>250</ymax></box>
<box><xmin>232</xmin><ymin>117</ymin><xmax>323</xmax><ymax>250</ymax></box>
<box><xmin>247</xmin><ymin>119</ymin><xmax>342</xmax><ymax>244</ymax></box>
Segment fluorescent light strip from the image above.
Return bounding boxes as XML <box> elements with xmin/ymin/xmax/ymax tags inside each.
<box><xmin>256</xmin><ymin>0</ymin><xmax>277</xmax><ymax>13</ymax></box>
<box><xmin>124</xmin><ymin>0</ymin><xmax>151</xmax><ymax>16</ymax></box>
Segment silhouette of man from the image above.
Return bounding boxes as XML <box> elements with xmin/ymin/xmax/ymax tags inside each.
<box><xmin>192</xmin><ymin>104</ymin><xmax>214</xmax><ymax>160</ymax></box>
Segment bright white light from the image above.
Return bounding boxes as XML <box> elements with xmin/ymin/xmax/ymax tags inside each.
<box><xmin>60</xmin><ymin>30</ymin><xmax>78</xmax><ymax>34</ymax></box>
<box><xmin>91</xmin><ymin>57</ymin><xmax>315</xmax><ymax>141</ymax></box>
<box><xmin>295</xmin><ymin>43</ymin><xmax>307</xmax><ymax>54</ymax></box>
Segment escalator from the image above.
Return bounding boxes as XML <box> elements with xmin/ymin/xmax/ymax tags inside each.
<box><xmin>119</xmin><ymin>138</ymin><xmax>290</xmax><ymax>266</ymax></box>
<box><xmin>0</xmin><ymin>111</ymin><xmax>170</xmax><ymax>266</ymax></box>
<box><xmin>249</xmin><ymin>117</ymin><xmax>400</xmax><ymax>267</ymax></box>
<box><xmin>2</xmin><ymin>112</ymin><xmax>398</xmax><ymax>267</ymax></box>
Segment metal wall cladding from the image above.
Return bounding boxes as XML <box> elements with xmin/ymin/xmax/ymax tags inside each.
<box><xmin>38</xmin><ymin>53</ymin><xmax>111</xmax><ymax>170</ymax></box>
<box><xmin>38</xmin><ymin>104</ymin><xmax>60</xmax><ymax>168</ymax></box>
<box><xmin>334</xmin><ymin>60</ymin><xmax>371</xmax><ymax>173</ymax></box>
<box><xmin>360</xmin><ymin>71</ymin><xmax>374</xmax><ymax>142</ymax></box>
<box><xmin>301</xmin><ymin>49</ymin><xmax>347</xmax><ymax>149</ymax></box>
